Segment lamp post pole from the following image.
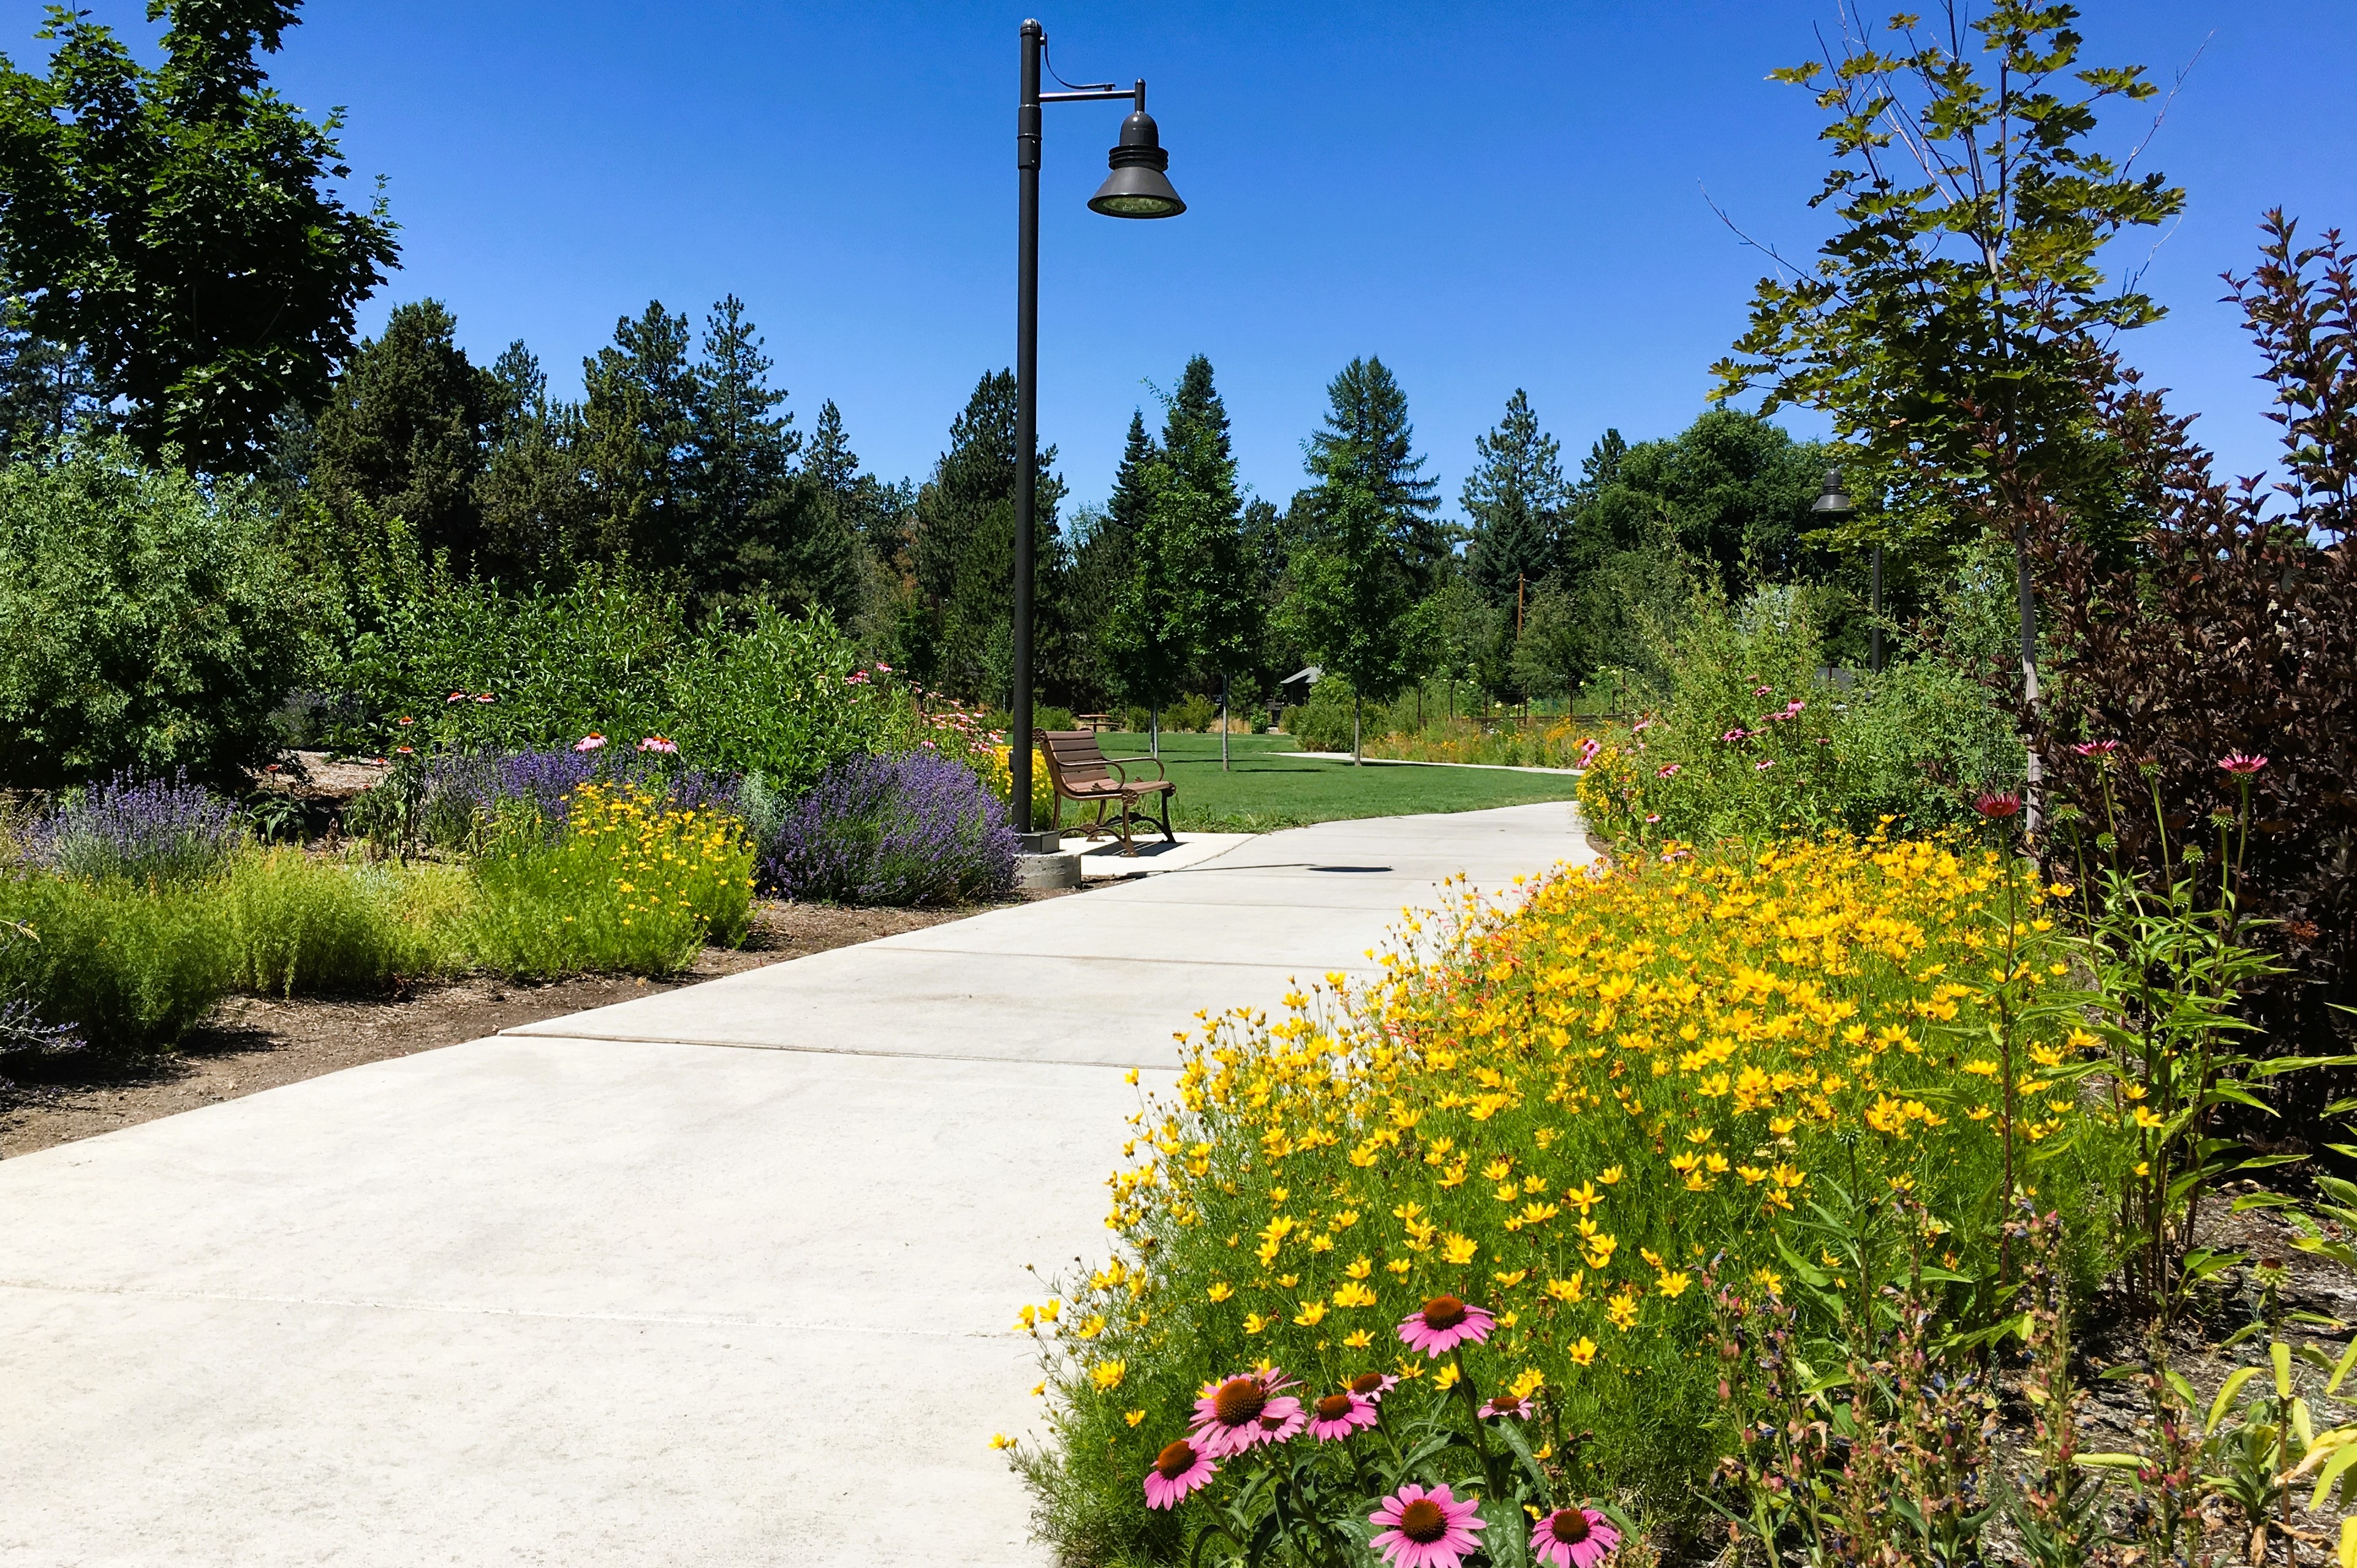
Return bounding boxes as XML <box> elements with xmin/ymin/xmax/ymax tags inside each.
<box><xmin>1010</xmin><ymin>20</ymin><xmax>1183</xmax><ymax>846</ymax></box>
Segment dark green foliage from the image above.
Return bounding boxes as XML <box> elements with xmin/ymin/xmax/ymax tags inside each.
<box><xmin>1462</xmin><ymin>388</ymin><xmax>1568</xmax><ymax>605</ymax></box>
<box><xmin>1299</xmin><ymin>355</ymin><xmax>1448</xmax><ymax>591</ymax></box>
<box><xmin>580</xmin><ymin>301</ymin><xmax>698</xmax><ymax>568</ymax></box>
<box><xmin>0</xmin><ymin>440</ymin><xmax>308</xmax><ymax>790</ymax></box>
<box><xmin>0</xmin><ymin>1</ymin><xmax>399</xmax><ymax>474</ymax></box>
<box><xmin>910</xmin><ymin>370</ymin><xmax>1069</xmax><ymax>703</ymax></box>
<box><xmin>0</xmin><ymin>292</ymin><xmax>97</xmax><ymax>459</ymax></box>
<box><xmin>1279</xmin><ymin>477</ymin><xmax>1434</xmax><ymax>756</ymax></box>
<box><xmin>474</xmin><ymin>341</ymin><xmax>592</xmax><ymax>580</ymax></box>
<box><xmin>309</xmin><ymin>300</ymin><xmax>501</xmax><ymax>566</ymax></box>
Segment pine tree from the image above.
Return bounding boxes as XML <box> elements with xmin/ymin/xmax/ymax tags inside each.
<box><xmin>579</xmin><ymin>301</ymin><xmax>696</xmax><ymax>567</ymax></box>
<box><xmin>1301</xmin><ymin>356</ymin><xmax>1447</xmax><ymax>590</ymax></box>
<box><xmin>0</xmin><ymin>292</ymin><xmax>97</xmax><ymax>459</ymax></box>
<box><xmin>1461</xmin><ymin>389</ymin><xmax>1568</xmax><ymax>606</ymax></box>
<box><xmin>309</xmin><ymin>299</ymin><xmax>501</xmax><ymax>566</ymax></box>
<box><xmin>912</xmin><ymin>371</ymin><xmax>1065</xmax><ymax>701</ymax></box>
<box><xmin>1107</xmin><ymin>409</ymin><xmax>1158</xmax><ymax>540</ymax></box>
<box><xmin>1159</xmin><ymin>355</ymin><xmax>1260</xmax><ymax>764</ymax></box>
<box><xmin>475</xmin><ymin>339</ymin><xmax>591</xmax><ymax>582</ymax></box>
<box><xmin>680</xmin><ymin>295</ymin><xmax>800</xmax><ymax>608</ymax></box>
<box><xmin>1279</xmin><ymin>475</ymin><xmax>1433</xmax><ymax>763</ymax></box>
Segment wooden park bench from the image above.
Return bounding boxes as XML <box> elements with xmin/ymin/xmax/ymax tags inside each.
<box><xmin>1035</xmin><ymin>729</ymin><xmax>1176</xmax><ymax>855</ymax></box>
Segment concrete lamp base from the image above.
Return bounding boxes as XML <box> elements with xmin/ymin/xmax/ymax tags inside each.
<box><xmin>1014</xmin><ymin>851</ymin><xmax>1081</xmax><ymax>891</ymax></box>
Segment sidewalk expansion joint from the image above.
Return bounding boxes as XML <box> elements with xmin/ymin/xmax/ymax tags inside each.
<box><xmin>0</xmin><ymin>1278</ymin><xmax>1008</xmax><ymax>1340</ymax></box>
<box><xmin>490</xmin><ymin>1031</ymin><xmax>1188</xmax><ymax>1071</ymax></box>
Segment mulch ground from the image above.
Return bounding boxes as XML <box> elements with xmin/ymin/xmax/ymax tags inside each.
<box><xmin>0</xmin><ymin>892</ymin><xmax>1072</xmax><ymax>1159</ymax></box>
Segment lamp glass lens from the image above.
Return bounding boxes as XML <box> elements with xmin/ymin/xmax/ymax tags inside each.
<box><xmin>1095</xmin><ymin>192</ymin><xmax>1181</xmax><ymax>216</ymax></box>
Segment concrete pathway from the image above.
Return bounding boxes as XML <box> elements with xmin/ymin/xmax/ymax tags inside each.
<box><xmin>0</xmin><ymin>803</ymin><xmax>1588</xmax><ymax>1567</ymax></box>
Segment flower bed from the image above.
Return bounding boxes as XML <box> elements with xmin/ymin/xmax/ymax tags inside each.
<box><xmin>1017</xmin><ymin>832</ymin><xmax>2117</xmax><ymax>1559</ymax></box>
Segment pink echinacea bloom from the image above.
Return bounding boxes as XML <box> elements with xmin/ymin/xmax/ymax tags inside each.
<box><xmin>1753</xmin><ymin>685</ymin><xmax>1772</xmax><ymax>696</ymax></box>
<box><xmin>1754</xmin><ymin>759</ymin><xmax>1775</xmax><ymax>771</ymax></box>
<box><xmin>1345</xmin><ymin>1370</ymin><xmax>1399</xmax><ymax>1403</ymax></box>
<box><xmin>1187</xmin><ymin>1370</ymin><xmax>1303</xmax><ymax>1458</ymax></box>
<box><xmin>1478</xmin><ymin>1392</ymin><xmax>1534</xmax><ymax>1420</ymax></box>
<box><xmin>573</xmin><ymin>733</ymin><xmax>608</xmax><ymax>753</ymax></box>
<box><xmin>2071</xmin><ymin>739</ymin><xmax>2121</xmax><ymax>758</ymax></box>
<box><xmin>1975</xmin><ymin>790</ymin><xmax>2022</xmax><ymax>820</ymax></box>
<box><xmin>1722</xmin><ymin>728</ymin><xmax>1748</xmax><ymax>743</ymax></box>
<box><xmin>1369</xmin><ymin>1482</ymin><xmax>1486</xmax><ymax>1568</ymax></box>
<box><xmin>1307</xmin><ymin>1392</ymin><xmax>1380</xmax><ymax>1441</ymax></box>
<box><xmin>2219</xmin><ymin>752</ymin><xmax>2268</xmax><ymax>775</ymax></box>
<box><xmin>445</xmin><ymin>691</ymin><xmax>467</xmax><ymax>703</ymax></box>
<box><xmin>637</xmin><ymin>736</ymin><xmax>678</xmax><ymax>754</ymax></box>
<box><xmin>1532</xmin><ymin>1507</ymin><xmax>1622</xmax><ymax>1568</ymax></box>
<box><xmin>473</xmin><ymin>693</ymin><xmax>496</xmax><ymax>703</ymax></box>
<box><xmin>1396</xmin><ymin>1295</ymin><xmax>1494</xmax><ymax>1357</ymax></box>
<box><xmin>1141</xmin><ymin>1439</ymin><xmax>1216</xmax><ymax>1509</ymax></box>
<box><xmin>1656</xmin><ymin>764</ymin><xmax>1680</xmax><ymax>777</ymax></box>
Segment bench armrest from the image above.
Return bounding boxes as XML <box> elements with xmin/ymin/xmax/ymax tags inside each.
<box><xmin>1107</xmin><ymin>754</ymin><xmax>1167</xmax><ymax>785</ymax></box>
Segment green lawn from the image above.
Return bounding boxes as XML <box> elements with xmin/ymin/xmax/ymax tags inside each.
<box><xmin>1071</xmin><ymin>731</ymin><xmax>1581</xmax><ymax>833</ymax></box>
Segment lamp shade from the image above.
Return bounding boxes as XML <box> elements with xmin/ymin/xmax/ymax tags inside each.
<box><xmin>1810</xmin><ymin>466</ymin><xmax>1854</xmax><ymax>516</ymax></box>
<box><xmin>1088</xmin><ymin>109</ymin><xmax>1185</xmax><ymax>219</ymax></box>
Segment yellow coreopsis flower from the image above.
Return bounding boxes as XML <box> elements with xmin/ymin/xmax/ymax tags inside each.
<box><xmin>1091</xmin><ymin>1360</ymin><xmax>1126</xmax><ymax>1392</ymax></box>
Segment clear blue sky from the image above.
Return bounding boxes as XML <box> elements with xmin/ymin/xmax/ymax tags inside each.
<box><xmin>101</xmin><ymin>2</ymin><xmax>2357</xmax><ymax>516</ymax></box>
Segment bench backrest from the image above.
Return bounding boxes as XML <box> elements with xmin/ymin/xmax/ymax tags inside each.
<box><xmin>1036</xmin><ymin>729</ymin><xmax>1115</xmax><ymax>791</ymax></box>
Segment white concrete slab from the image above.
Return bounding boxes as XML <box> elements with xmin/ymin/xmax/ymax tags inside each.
<box><xmin>0</xmin><ymin>802</ymin><xmax>1591</xmax><ymax>1566</ymax></box>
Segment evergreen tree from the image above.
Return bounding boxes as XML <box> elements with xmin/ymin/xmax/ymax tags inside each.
<box><xmin>1279</xmin><ymin>475</ymin><xmax>1433</xmax><ymax>762</ymax></box>
<box><xmin>1300</xmin><ymin>355</ymin><xmax>1447</xmax><ymax>590</ymax></box>
<box><xmin>679</xmin><ymin>295</ymin><xmax>801</xmax><ymax>608</ymax></box>
<box><xmin>1107</xmin><ymin>409</ymin><xmax>1158</xmax><ymax>541</ymax></box>
<box><xmin>1160</xmin><ymin>355</ymin><xmax>1260</xmax><ymax>762</ymax></box>
<box><xmin>579</xmin><ymin>301</ymin><xmax>697</xmax><ymax>567</ymax></box>
<box><xmin>1461</xmin><ymin>389</ymin><xmax>1569</xmax><ymax>606</ymax></box>
<box><xmin>0</xmin><ymin>291</ymin><xmax>97</xmax><ymax>459</ymax></box>
<box><xmin>911</xmin><ymin>371</ymin><xmax>1066</xmax><ymax>701</ymax></box>
<box><xmin>309</xmin><ymin>300</ymin><xmax>501</xmax><ymax>567</ymax></box>
<box><xmin>1576</xmin><ymin>429</ymin><xmax>1627</xmax><ymax>499</ymax></box>
<box><xmin>475</xmin><ymin>340</ymin><xmax>591</xmax><ymax>582</ymax></box>
<box><xmin>0</xmin><ymin>0</ymin><xmax>399</xmax><ymax>473</ymax></box>
<box><xmin>801</xmin><ymin>398</ymin><xmax>905</xmax><ymax>625</ymax></box>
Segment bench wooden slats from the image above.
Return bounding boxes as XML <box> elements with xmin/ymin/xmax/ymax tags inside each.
<box><xmin>1034</xmin><ymin>729</ymin><xmax>1176</xmax><ymax>855</ymax></box>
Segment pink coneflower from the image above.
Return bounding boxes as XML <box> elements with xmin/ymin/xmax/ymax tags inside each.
<box><xmin>2219</xmin><ymin>752</ymin><xmax>2268</xmax><ymax>775</ymax></box>
<box><xmin>1397</xmin><ymin>1295</ymin><xmax>1495</xmax><ymax>1357</ymax></box>
<box><xmin>1785</xmin><ymin>699</ymin><xmax>1806</xmax><ymax>714</ymax></box>
<box><xmin>1754</xmin><ymin>759</ymin><xmax>1776</xmax><ymax>771</ymax></box>
<box><xmin>1533</xmin><ymin>1507</ymin><xmax>1622</xmax><ymax>1568</ymax></box>
<box><xmin>473</xmin><ymin>693</ymin><xmax>496</xmax><ymax>703</ymax></box>
<box><xmin>2071</xmin><ymin>739</ymin><xmax>2121</xmax><ymax>758</ymax></box>
<box><xmin>636</xmin><ymin>736</ymin><xmax>678</xmax><ymax>755</ymax></box>
<box><xmin>1722</xmin><ymin>728</ymin><xmax>1749</xmax><ymax>742</ymax></box>
<box><xmin>1256</xmin><ymin>1401</ymin><xmax>1307</xmax><ymax>1445</ymax></box>
<box><xmin>397</xmin><ymin>716</ymin><xmax>414</xmax><ymax>726</ymax></box>
<box><xmin>395</xmin><ymin>745</ymin><xmax>414</xmax><ymax>755</ymax></box>
<box><xmin>1188</xmin><ymin>1371</ymin><xmax>1303</xmax><ymax>1458</ymax></box>
<box><xmin>1630</xmin><ymin>718</ymin><xmax>1654</xmax><ymax>733</ymax></box>
<box><xmin>1815</xmin><ymin>736</ymin><xmax>1832</xmax><ymax>746</ymax></box>
<box><xmin>1478</xmin><ymin>1392</ymin><xmax>1535</xmax><ymax>1420</ymax></box>
<box><xmin>875</xmin><ymin>663</ymin><xmax>893</xmax><ymax>674</ymax></box>
<box><xmin>1645</xmin><ymin>813</ymin><xmax>1662</xmax><ymax>823</ymax></box>
<box><xmin>1345</xmin><ymin>1370</ymin><xmax>1400</xmax><ymax>1403</ymax></box>
<box><xmin>1141</xmin><ymin>1439</ymin><xmax>1216</xmax><ymax>1509</ymax></box>
<box><xmin>1307</xmin><ymin>1391</ymin><xmax>1380</xmax><ymax>1441</ymax></box>
<box><xmin>446</xmin><ymin>691</ymin><xmax>467</xmax><ymax>704</ymax></box>
<box><xmin>573</xmin><ymin>733</ymin><xmax>608</xmax><ymax>753</ymax></box>
<box><xmin>1656</xmin><ymin>764</ymin><xmax>1681</xmax><ymax>778</ymax></box>
<box><xmin>1369</xmin><ymin>1483</ymin><xmax>1486</xmax><ymax>1568</ymax></box>
<box><xmin>1577</xmin><ymin>738</ymin><xmax>1603</xmax><ymax>767</ymax></box>
<box><xmin>1975</xmin><ymin>790</ymin><xmax>2021</xmax><ymax>820</ymax></box>
<box><xmin>1753</xmin><ymin>685</ymin><xmax>1773</xmax><ymax>696</ymax></box>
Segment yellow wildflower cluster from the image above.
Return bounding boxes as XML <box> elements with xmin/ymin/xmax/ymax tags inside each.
<box><xmin>1041</xmin><ymin>831</ymin><xmax>2114</xmax><ymax>1474</ymax></box>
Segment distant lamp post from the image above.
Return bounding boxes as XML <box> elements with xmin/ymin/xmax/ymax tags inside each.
<box><xmin>1012</xmin><ymin>18</ymin><xmax>1184</xmax><ymax>848</ymax></box>
<box><xmin>1812</xmin><ymin>467</ymin><xmax>1880</xmax><ymax>674</ymax></box>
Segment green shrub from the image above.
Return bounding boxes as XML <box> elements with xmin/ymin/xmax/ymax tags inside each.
<box><xmin>663</xmin><ymin>606</ymin><xmax>896</xmax><ymax>793</ymax></box>
<box><xmin>219</xmin><ymin>850</ymin><xmax>468</xmax><ymax>996</ymax></box>
<box><xmin>1284</xmin><ymin>676</ymin><xmax>1358</xmax><ymax>752</ymax></box>
<box><xmin>0</xmin><ymin>440</ymin><xmax>311</xmax><ymax>791</ymax></box>
<box><xmin>466</xmin><ymin>783</ymin><xmax>752</xmax><ymax>978</ymax></box>
<box><xmin>1167</xmin><ymin>693</ymin><xmax>1217</xmax><ymax>733</ymax></box>
<box><xmin>0</xmin><ymin>873</ymin><xmax>230</xmax><ymax>1056</ymax></box>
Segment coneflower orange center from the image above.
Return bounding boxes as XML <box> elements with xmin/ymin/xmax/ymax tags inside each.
<box><xmin>1316</xmin><ymin>1393</ymin><xmax>1354</xmax><ymax>1420</ymax></box>
<box><xmin>1550</xmin><ymin>1509</ymin><xmax>1591</xmax><ymax>1544</ymax></box>
<box><xmin>1153</xmin><ymin>1440</ymin><xmax>1197</xmax><ymax>1479</ymax></box>
<box><xmin>1399</xmin><ymin>1499</ymin><xmax>1448</xmax><ymax>1542</ymax></box>
<box><xmin>1349</xmin><ymin>1371</ymin><xmax>1387</xmax><ymax>1396</ymax></box>
<box><xmin>1421</xmin><ymin>1294</ymin><xmax>1468</xmax><ymax>1330</ymax></box>
<box><xmin>1211</xmin><ymin>1376</ymin><xmax>1267</xmax><ymax>1425</ymax></box>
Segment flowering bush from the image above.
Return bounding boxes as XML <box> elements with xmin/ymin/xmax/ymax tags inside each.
<box><xmin>759</xmin><ymin>752</ymin><xmax>1015</xmax><ymax>906</ymax></box>
<box><xmin>29</xmin><ymin>772</ymin><xmax>245</xmax><ymax>884</ymax></box>
<box><xmin>1019</xmin><ymin>833</ymin><xmax>2122</xmax><ymax>1556</ymax></box>
<box><xmin>1367</xmin><ymin>717</ymin><xmax>1625</xmax><ymax>772</ymax></box>
<box><xmin>466</xmin><ymin>782</ymin><xmax>754</xmax><ymax>976</ymax></box>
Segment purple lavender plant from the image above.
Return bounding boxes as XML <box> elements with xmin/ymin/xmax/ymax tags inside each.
<box><xmin>29</xmin><ymin>772</ymin><xmax>244</xmax><ymax>884</ymax></box>
<box><xmin>417</xmin><ymin>749</ymin><xmax>743</xmax><ymax>849</ymax></box>
<box><xmin>760</xmin><ymin>752</ymin><xmax>1016</xmax><ymax>905</ymax></box>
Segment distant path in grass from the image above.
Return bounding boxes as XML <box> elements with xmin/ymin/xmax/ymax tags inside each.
<box><xmin>1091</xmin><ymin>730</ymin><xmax>1583</xmax><ymax>832</ymax></box>
<box><xmin>0</xmin><ymin>802</ymin><xmax>1591</xmax><ymax>1567</ymax></box>
<box><xmin>1274</xmin><ymin>750</ymin><xmax>1583</xmax><ymax>776</ymax></box>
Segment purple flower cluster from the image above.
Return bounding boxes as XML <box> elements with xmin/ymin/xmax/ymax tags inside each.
<box><xmin>417</xmin><ymin>750</ymin><xmax>740</xmax><ymax>847</ymax></box>
<box><xmin>759</xmin><ymin>752</ymin><xmax>1015</xmax><ymax>906</ymax></box>
<box><xmin>29</xmin><ymin>772</ymin><xmax>243</xmax><ymax>884</ymax></box>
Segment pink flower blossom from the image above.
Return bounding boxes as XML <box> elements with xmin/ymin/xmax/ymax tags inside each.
<box><xmin>1722</xmin><ymin>728</ymin><xmax>1749</xmax><ymax>743</ymax></box>
<box><xmin>1975</xmin><ymin>790</ymin><xmax>2022</xmax><ymax>820</ymax></box>
<box><xmin>1307</xmin><ymin>1391</ymin><xmax>1380</xmax><ymax>1441</ymax></box>
<box><xmin>1369</xmin><ymin>1482</ymin><xmax>1486</xmax><ymax>1568</ymax></box>
<box><xmin>1753</xmin><ymin>685</ymin><xmax>1773</xmax><ymax>696</ymax></box>
<box><xmin>397</xmin><ymin>716</ymin><xmax>414</xmax><ymax>727</ymax></box>
<box><xmin>1478</xmin><ymin>1392</ymin><xmax>1534</xmax><ymax>1420</ymax></box>
<box><xmin>2219</xmin><ymin>753</ymin><xmax>2268</xmax><ymax>775</ymax></box>
<box><xmin>1576</xmin><ymin>737</ymin><xmax>1603</xmax><ymax>767</ymax></box>
<box><xmin>875</xmin><ymin>663</ymin><xmax>893</xmax><ymax>673</ymax></box>
<box><xmin>1141</xmin><ymin>1439</ymin><xmax>1216</xmax><ymax>1509</ymax></box>
<box><xmin>1397</xmin><ymin>1295</ymin><xmax>1494</xmax><ymax>1357</ymax></box>
<box><xmin>1754</xmin><ymin>759</ymin><xmax>1775</xmax><ymax>771</ymax></box>
<box><xmin>1656</xmin><ymin>764</ymin><xmax>1680</xmax><ymax>778</ymax></box>
<box><xmin>573</xmin><ymin>733</ymin><xmax>608</xmax><ymax>753</ymax></box>
<box><xmin>445</xmin><ymin>692</ymin><xmax>468</xmax><ymax>704</ymax></box>
<box><xmin>1644</xmin><ymin>813</ymin><xmax>1661</xmax><ymax>823</ymax></box>
<box><xmin>473</xmin><ymin>693</ymin><xmax>496</xmax><ymax>704</ymax></box>
<box><xmin>1533</xmin><ymin>1507</ymin><xmax>1622</xmax><ymax>1568</ymax></box>
<box><xmin>2070</xmin><ymin>739</ymin><xmax>2121</xmax><ymax>758</ymax></box>
<box><xmin>1785</xmin><ymin>699</ymin><xmax>1807</xmax><ymax>714</ymax></box>
<box><xmin>636</xmin><ymin>736</ymin><xmax>678</xmax><ymax>754</ymax></box>
<box><xmin>1187</xmin><ymin>1370</ymin><xmax>1303</xmax><ymax>1458</ymax></box>
<box><xmin>1630</xmin><ymin>717</ymin><xmax>1654</xmax><ymax>733</ymax></box>
<box><xmin>1345</xmin><ymin>1370</ymin><xmax>1399</xmax><ymax>1403</ymax></box>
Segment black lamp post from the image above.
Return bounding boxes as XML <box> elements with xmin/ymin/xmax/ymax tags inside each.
<box><xmin>1812</xmin><ymin>467</ymin><xmax>1879</xmax><ymax>675</ymax></box>
<box><xmin>1012</xmin><ymin>20</ymin><xmax>1183</xmax><ymax>846</ymax></box>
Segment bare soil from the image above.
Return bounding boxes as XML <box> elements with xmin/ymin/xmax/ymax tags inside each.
<box><xmin>0</xmin><ymin>893</ymin><xmax>1065</xmax><ymax>1159</ymax></box>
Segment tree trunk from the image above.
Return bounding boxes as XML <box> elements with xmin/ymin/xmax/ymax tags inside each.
<box><xmin>1353</xmin><ymin>692</ymin><xmax>1362</xmax><ymax>765</ymax></box>
<box><xmin>1220</xmin><ymin>671</ymin><xmax>1230</xmax><ymax>772</ymax></box>
<box><xmin>2014</xmin><ymin>518</ymin><xmax>2043</xmax><ymax>838</ymax></box>
<box><xmin>1150</xmin><ymin>703</ymin><xmax>1159</xmax><ymax>760</ymax></box>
